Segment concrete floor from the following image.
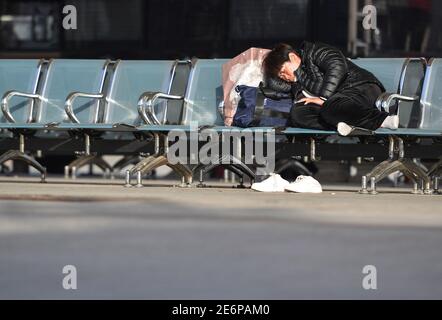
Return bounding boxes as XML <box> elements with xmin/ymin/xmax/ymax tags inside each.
<box><xmin>0</xmin><ymin>176</ymin><xmax>441</xmax><ymax>299</ymax></box>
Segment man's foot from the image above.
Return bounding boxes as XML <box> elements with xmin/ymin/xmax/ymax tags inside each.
<box><xmin>380</xmin><ymin>115</ymin><xmax>399</xmax><ymax>130</ymax></box>
<box><xmin>285</xmin><ymin>176</ymin><xmax>323</xmax><ymax>194</ymax></box>
<box><xmin>251</xmin><ymin>173</ymin><xmax>290</xmax><ymax>192</ymax></box>
<box><xmin>337</xmin><ymin>122</ymin><xmax>354</xmax><ymax>137</ymax></box>
<box><xmin>337</xmin><ymin>122</ymin><xmax>376</xmax><ymax>137</ymax></box>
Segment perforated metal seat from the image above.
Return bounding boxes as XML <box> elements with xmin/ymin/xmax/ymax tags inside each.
<box><xmin>1</xmin><ymin>57</ymin><xmax>440</xmax><ymax>191</ymax></box>
<box><xmin>0</xmin><ymin>59</ymin><xmax>110</xmax><ymax>180</ymax></box>
<box><xmin>420</xmin><ymin>59</ymin><xmax>442</xmax><ymax>130</ymax></box>
<box><xmin>138</xmin><ymin>59</ymin><xmax>228</xmax><ymax>129</ymax></box>
<box><xmin>419</xmin><ymin>59</ymin><xmax>442</xmax><ymax>190</ymax></box>
<box><xmin>0</xmin><ymin>59</ymin><xmax>47</xmax><ymax>180</ymax></box>
<box><xmin>136</xmin><ymin>59</ymin><xmax>257</xmax><ymax>187</ymax></box>
<box><xmin>140</xmin><ymin>58</ymin><xmax>421</xmax><ymax>135</ymax></box>
<box><xmin>0</xmin><ymin>59</ymin><xmax>43</xmax><ymax>125</ymax></box>
<box><xmin>60</xmin><ymin>59</ymin><xmax>188</xmax><ymax>178</ymax></box>
<box><xmin>2</xmin><ymin>59</ymin><xmax>110</xmax><ymax>128</ymax></box>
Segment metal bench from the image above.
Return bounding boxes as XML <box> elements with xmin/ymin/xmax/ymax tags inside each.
<box><xmin>421</xmin><ymin>58</ymin><xmax>442</xmax><ymax>193</ymax></box>
<box><xmin>1</xmin><ymin>59</ymin><xmax>111</xmax><ymax>180</ymax></box>
<box><xmin>2</xmin><ymin>57</ymin><xmax>440</xmax><ymax>194</ymax></box>
<box><xmin>347</xmin><ymin>58</ymin><xmax>442</xmax><ymax>195</ymax></box>
<box><xmin>61</xmin><ymin>59</ymin><xmax>181</xmax><ymax>178</ymax></box>
<box><xmin>138</xmin><ymin>57</ymin><xmax>442</xmax><ymax>193</ymax></box>
<box><xmin>0</xmin><ymin>59</ymin><xmax>48</xmax><ymax>181</ymax></box>
<box><xmin>134</xmin><ymin>59</ymin><xmax>259</xmax><ymax>187</ymax></box>
<box><xmin>0</xmin><ymin>59</ymin><xmax>191</xmax><ymax>181</ymax></box>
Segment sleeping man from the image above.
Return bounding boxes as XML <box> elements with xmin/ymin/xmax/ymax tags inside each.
<box><xmin>251</xmin><ymin>42</ymin><xmax>399</xmax><ymax>193</ymax></box>
<box><xmin>262</xmin><ymin>42</ymin><xmax>399</xmax><ymax>135</ymax></box>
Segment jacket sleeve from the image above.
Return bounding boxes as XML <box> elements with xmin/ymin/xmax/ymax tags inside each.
<box><xmin>315</xmin><ymin>45</ymin><xmax>348</xmax><ymax>99</ymax></box>
<box><xmin>264</xmin><ymin>76</ymin><xmax>293</xmax><ymax>94</ymax></box>
<box><xmin>259</xmin><ymin>82</ymin><xmax>293</xmax><ymax>100</ymax></box>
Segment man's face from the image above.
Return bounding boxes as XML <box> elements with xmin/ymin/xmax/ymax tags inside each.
<box><xmin>278</xmin><ymin>61</ymin><xmax>296</xmax><ymax>82</ymax></box>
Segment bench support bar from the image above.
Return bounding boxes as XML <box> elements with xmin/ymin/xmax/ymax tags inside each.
<box><xmin>0</xmin><ymin>134</ymin><xmax>46</xmax><ymax>182</ymax></box>
<box><xmin>360</xmin><ymin>136</ymin><xmax>433</xmax><ymax>195</ymax></box>
<box><xmin>126</xmin><ymin>133</ymin><xmax>193</xmax><ymax>187</ymax></box>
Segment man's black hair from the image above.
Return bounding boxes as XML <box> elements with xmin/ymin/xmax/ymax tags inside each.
<box><xmin>262</xmin><ymin>43</ymin><xmax>296</xmax><ymax>80</ymax></box>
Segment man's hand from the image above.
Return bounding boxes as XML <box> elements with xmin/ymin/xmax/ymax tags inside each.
<box><xmin>298</xmin><ymin>97</ymin><xmax>325</xmax><ymax>106</ymax></box>
<box><xmin>224</xmin><ymin>117</ymin><xmax>233</xmax><ymax>126</ymax></box>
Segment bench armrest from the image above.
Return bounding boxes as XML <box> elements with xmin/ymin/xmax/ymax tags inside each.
<box><xmin>65</xmin><ymin>92</ymin><xmax>104</xmax><ymax>124</ymax></box>
<box><xmin>375</xmin><ymin>92</ymin><xmax>419</xmax><ymax>113</ymax></box>
<box><xmin>1</xmin><ymin>90</ymin><xmax>41</xmax><ymax>123</ymax></box>
<box><xmin>137</xmin><ymin>92</ymin><xmax>183</xmax><ymax>125</ymax></box>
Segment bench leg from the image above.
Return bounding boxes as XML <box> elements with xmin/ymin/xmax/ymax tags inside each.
<box><xmin>428</xmin><ymin>160</ymin><xmax>442</xmax><ymax>194</ymax></box>
<box><xmin>112</xmin><ymin>155</ymin><xmax>143</xmax><ymax>175</ymax></box>
<box><xmin>428</xmin><ymin>159</ymin><xmax>442</xmax><ymax>177</ymax></box>
<box><xmin>133</xmin><ymin>155</ymin><xmax>192</xmax><ymax>187</ymax></box>
<box><xmin>275</xmin><ymin>158</ymin><xmax>314</xmax><ymax>177</ymax></box>
<box><xmin>64</xmin><ymin>155</ymin><xmax>112</xmax><ymax>179</ymax></box>
<box><xmin>360</xmin><ymin>159</ymin><xmax>432</xmax><ymax>195</ymax></box>
<box><xmin>401</xmin><ymin>159</ymin><xmax>433</xmax><ymax>195</ymax></box>
<box><xmin>125</xmin><ymin>155</ymin><xmax>159</xmax><ymax>187</ymax></box>
<box><xmin>90</xmin><ymin>156</ymin><xmax>113</xmax><ymax>179</ymax></box>
<box><xmin>0</xmin><ymin>149</ymin><xmax>46</xmax><ymax>183</ymax></box>
<box><xmin>0</xmin><ymin>163</ymin><xmax>11</xmax><ymax>174</ymax></box>
<box><xmin>361</xmin><ymin>161</ymin><xmax>403</xmax><ymax>195</ymax></box>
<box><xmin>434</xmin><ymin>176</ymin><xmax>440</xmax><ymax>195</ymax></box>
<box><xmin>194</xmin><ymin>162</ymin><xmax>247</xmax><ymax>188</ymax></box>
<box><xmin>170</xmin><ymin>163</ymin><xmax>193</xmax><ymax>186</ymax></box>
<box><xmin>135</xmin><ymin>156</ymin><xmax>169</xmax><ymax>188</ymax></box>
<box><xmin>226</xmin><ymin>165</ymin><xmax>247</xmax><ymax>188</ymax></box>
<box><xmin>359</xmin><ymin>160</ymin><xmax>392</xmax><ymax>194</ymax></box>
<box><xmin>163</xmin><ymin>162</ymin><xmax>192</xmax><ymax>187</ymax></box>
<box><xmin>129</xmin><ymin>155</ymin><xmax>157</xmax><ymax>176</ymax></box>
<box><xmin>193</xmin><ymin>154</ymin><xmax>256</xmax><ymax>188</ymax></box>
<box><xmin>65</xmin><ymin>154</ymin><xmax>95</xmax><ymax>179</ymax></box>
<box><xmin>193</xmin><ymin>163</ymin><xmax>223</xmax><ymax>188</ymax></box>
<box><xmin>220</xmin><ymin>154</ymin><xmax>256</xmax><ymax>182</ymax></box>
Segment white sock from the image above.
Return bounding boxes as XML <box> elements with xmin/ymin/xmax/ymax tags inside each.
<box><xmin>337</xmin><ymin>122</ymin><xmax>353</xmax><ymax>136</ymax></box>
<box><xmin>381</xmin><ymin>115</ymin><xmax>399</xmax><ymax>130</ymax></box>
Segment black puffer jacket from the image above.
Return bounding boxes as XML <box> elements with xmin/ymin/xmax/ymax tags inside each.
<box><xmin>266</xmin><ymin>41</ymin><xmax>385</xmax><ymax>100</ymax></box>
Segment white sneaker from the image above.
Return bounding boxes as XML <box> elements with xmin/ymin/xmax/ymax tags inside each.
<box><xmin>251</xmin><ymin>173</ymin><xmax>290</xmax><ymax>193</ymax></box>
<box><xmin>337</xmin><ymin>122</ymin><xmax>376</xmax><ymax>136</ymax></box>
<box><xmin>285</xmin><ymin>176</ymin><xmax>323</xmax><ymax>194</ymax></box>
<box><xmin>381</xmin><ymin>115</ymin><xmax>399</xmax><ymax>130</ymax></box>
<box><xmin>337</xmin><ymin>122</ymin><xmax>354</xmax><ymax>137</ymax></box>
